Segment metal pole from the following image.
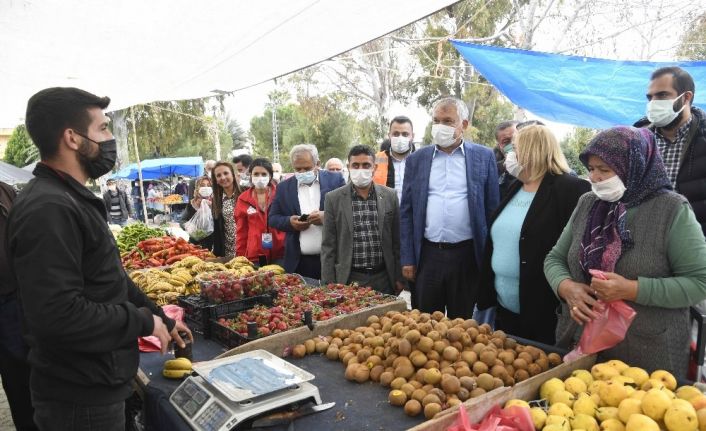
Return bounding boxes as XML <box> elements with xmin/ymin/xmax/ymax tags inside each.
<box><xmin>130</xmin><ymin>107</ymin><xmax>149</xmax><ymax>223</ymax></box>
<box><xmin>272</xmin><ymin>105</ymin><xmax>279</xmax><ymax>163</ymax></box>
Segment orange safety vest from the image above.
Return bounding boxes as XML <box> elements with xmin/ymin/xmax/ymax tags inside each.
<box><xmin>373</xmin><ymin>151</ymin><xmax>389</xmax><ymax>186</ymax></box>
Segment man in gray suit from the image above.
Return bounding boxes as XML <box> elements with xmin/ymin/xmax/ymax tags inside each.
<box><xmin>321</xmin><ymin>145</ymin><xmax>404</xmax><ymax>295</ymax></box>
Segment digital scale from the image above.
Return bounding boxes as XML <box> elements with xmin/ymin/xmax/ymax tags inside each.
<box><xmin>169</xmin><ymin>350</ymin><xmax>323</xmax><ymax>431</ymax></box>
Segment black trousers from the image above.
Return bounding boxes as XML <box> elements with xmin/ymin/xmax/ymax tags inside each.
<box><xmin>0</xmin><ymin>295</ymin><xmax>38</xmax><ymax>430</ymax></box>
<box><xmin>296</xmin><ymin>254</ymin><xmax>321</xmax><ymax>280</ymax></box>
<box><xmin>416</xmin><ymin>240</ymin><xmax>477</xmax><ymax>319</ymax></box>
<box><xmin>32</xmin><ymin>398</ymin><xmax>125</xmax><ymax>431</ymax></box>
<box><xmin>495</xmin><ymin>305</ymin><xmax>556</xmax><ymax>345</ymax></box>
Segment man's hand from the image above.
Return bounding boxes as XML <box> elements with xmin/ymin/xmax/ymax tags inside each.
<box><xmin>395</xmin><ymin>281</ymin><xmax>406</xmax><ymax>295</ymax></box>
<box><xmin>308</xmin><ymin>210</ymin><xmax>324</xmax><ymax>226</ymax></box>
<box><xmin>170</xmin><ymin>320</ymin><xmax>193</xmax><ymax>349</ymax></box>
<box><xmin>151</xmin><ymin>315</ymin><xmax>171</xmax><ymax>355</ymax></box>
<box><xmin>402</xmin><ymin>265</ymin><xmax>416</xmax><ymax>282</ymax></box>
<box><xmin>289</xmin><ymin>215</ymin><xmax>310</xmax><ymax>231</ymax></box>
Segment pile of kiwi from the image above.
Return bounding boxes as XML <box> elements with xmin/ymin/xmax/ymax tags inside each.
<box><xmin>290</xmin><ymin>310</ymin><xmax>562</xmax><ymax>420</ymax></box>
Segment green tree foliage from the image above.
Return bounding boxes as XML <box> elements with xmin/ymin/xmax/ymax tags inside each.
<box><xmin>4</xmin><ymin>125</ymin><xmax>37</xmax><ymax>167</ymax></box>
<box><xmin>250</xmin><ymin>93</ymin><xmax>358</xmax><ymax>171</ymax></box>
<box><xmin>677</xmin><ymin>13</ymin><xmax>706</xmax><ymax>60</ymax></box>
<box><xmin>560</xmin><ymin>127</ymin><xmax>596</xmax><ymax>177</ymax></box>
<box><xmin>408</xmin><ymin>1</ymin><xmax>516</xmax><ymax>147</ymax></box>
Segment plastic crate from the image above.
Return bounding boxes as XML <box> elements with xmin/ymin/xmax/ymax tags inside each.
<box><xmin>197</xmin><ymin>270</ymin><xmax>276</xmax><ymax>303</ymax></box>
<box><xmin>177</xmin><ymin>292</ymin><xmax>276</xmax><ymax>337</ymax></box>
<box><xmin>209</xmin><ymin>318</ymin><xmax>257</xmax><ymax>349</ymax></box>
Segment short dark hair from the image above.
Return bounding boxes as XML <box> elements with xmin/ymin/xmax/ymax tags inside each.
<box><xmin>232</xmin><ymin>154</ymin><xmax>253</xmax><ymax>167</ymax></box>
<box><xmin>106</xmin><ymin>179</ymin><xmax>116</xmax><ymax>184</ymax></box>
<box><xmin>495</xmin><ymin>120</ymin><xmax>519</xmax><ymax>137</ymax></box>
<box><xmin>517</xmin><ymin>120</ymin><xmax>545</xmax><ymax>130</ymax></box>
<box><xmin>380</xmin><ymin>139</ymin><xmax>391</xmax><ymax>152</ymax></box>
<box><xmin>651</xmin><ymin>66</ymin><xmax>696</xmax><ymax>96</ymax></box>
<box><xmin>249</xmin><ymin>157</ymin><xmax>273</xmax><ymax>178</ymax></box>
<box><xmin>25</xmin><ymin>87</ymin><xmax>110</xmax><ymax>160</ymax></box>
<box><xmin>389</xmin><ymin>115</ymin><xmax>413</xmax><ymax>131</ymax></box>
<box><xmin>347</xmin><ymin>145</ymin><xmax>375</xmax><ymax>161</ymax></box>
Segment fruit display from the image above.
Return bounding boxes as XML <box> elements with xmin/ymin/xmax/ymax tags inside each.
<box><xmin>501</xmin><ymin>359</ymin><xmax>706</xmax><ymax>431</ymax></box>
<box><xmin>217</xmin><ymin>305</ymin><xmax>302</xmax><ymax>337</ymax></box>
<box><xmin>162</xmin><ymin>357</ymin><xmax>193</xmax><ymax>379</ymax></box>
<box><xmin>115</xmin><ymin>222</ymin><xmax>165</xmax><ymax>253</ymax></box>
<box><xmin>161</xmin><ymin>194</ymin><xmax>185</xmax><ymax>204</ymax></box>
<box><xmin>198</xmin><ymin>270</ymin><xmax>277</xmax><ymax>303</ymax></box>
<box><xmin>289</xmin><ymin>310</ymin><xmax>563</xmax><ymax>421</ymax></box>
<box><xmin>121</xmin><ymin>236</ymin><xmax>214</xmax><ymax>269</ymax></box>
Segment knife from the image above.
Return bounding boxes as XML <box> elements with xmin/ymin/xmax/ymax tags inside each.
<box><xmin>251</xmin><ymin>402</ymin><xmax>335</xmax><ymax>427</ymax></box>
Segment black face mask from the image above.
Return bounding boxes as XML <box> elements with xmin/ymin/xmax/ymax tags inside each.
<box><xmin>74</xmin><ymin>131</ymin><xmax>117</xmax><ymax>179</ymax></box>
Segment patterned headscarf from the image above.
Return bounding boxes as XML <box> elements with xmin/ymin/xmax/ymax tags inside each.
<box><xmin>578</xmin><ymin>126</ymin><xmax>671</xmax><ymax>278</ymax></box>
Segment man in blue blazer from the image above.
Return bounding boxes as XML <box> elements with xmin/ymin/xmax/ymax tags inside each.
<box><xmin>400</xmin><ymin>97</ymin><xmax>500</xmax><ymax>318</ymax></box>
<box><xmin>269</xmin><ymin>144</ymin><xmax>346</xmax><ymax>279</ymax></box>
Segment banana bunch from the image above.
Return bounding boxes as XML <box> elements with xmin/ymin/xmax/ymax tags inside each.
<box><xmin>226</xmin><ymin>256</ymin><xmax>252</xmax><ymax>269</ymax></box>
<box><xmin>259</xmin><ymin>264</ymin><xmax>285</xmax><ymax>275</ymax></box>
<box><xmin>168</xmin><ymin>267</ymin><xmax>200</xmax><ymax>295</ymax></box>
<box><xmin>229</xmin><ymin>265</ymin><xmax>255</xmax><ymax>277</ymax></box>
<box><xmin>171</xmin><ymin>256</ymin><xmax>204</xmax><ymax>272</ymax></box>
<box><xmin>130</xmin><ymin>268</ymin><xmax>190</xmax><ymax>305</ymax></box>
<box><xmin>163</xmin><ymin>357</ymin><xmax>193</xmax><ymax>379</ymax></box>
<box><xmin>192</xmin><ymin>261</ymin><xmax>229</xmax><ymax>274</ymax></box>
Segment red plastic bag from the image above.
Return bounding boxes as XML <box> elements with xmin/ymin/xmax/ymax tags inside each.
<box><xmin>564</xmin><ymin>299</ymin><xmax>636</xmax><ymax>362</ymax></box>
<box><xmin>447</xmin><ymin>405</ymin><xmax>534</xmax><ymax>431</ymax></box>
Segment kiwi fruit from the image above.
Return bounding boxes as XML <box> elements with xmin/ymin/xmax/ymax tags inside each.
<box><xmin>390</xmin><ymin>377</ymin><xmax>407</xmax><ymax>390</ymax></box>
<box><xmin>470</xmin><ymin>387</ymin><xmax>486</xmax><ymax>398</ymax></box>
<box><xmin>457</xmin><ymin>387</ymin><xmax>470</xmax><ymax>401</ymax></box>
<box><xmin>411</xmin><ymin>389</ymin><xmax>427</xmax><ymax>403</ymax></box>
<box><xmin>476</xmin><ymin>373</ymin><xmax>495</xmax><ymax>391</ymax></box>
<box><xmin>409</xmin><ymin>380</ymin><xmax>422</xmax><ymax>389</ymax></box>
<box><xmin>442</xmin><ymin>346</ymin><xmax>460</xmax><ymax>362</ymax></box>
<box><xmin>379</xmin><ymin>371</ymin><xmax>394</xmax><ymax>387</ymax></box>
<box><xmin>400</xmin><ymin>383</ymin><xmax>416</xmax><ymax>398</ymax></box>
<box><xmin>426</xmin><ymin>351</ymin><xmax>441</xmax><ymax>362</ymax></box>
<box><xmin>342</xmin><ymin>351</ymin><xmax>356</xmax><ymax>366</ymax></box>
<box><xmin>357</xmin><ymin>349</ymin><xmax>372</xmax><ymax>363</ymax></box>
<box><xmin>404</xmin><ymin>399</ymin><xmax>422</xmax><ymax>416</ymax></box>
<box><xmin>415</xmin><ymin>368</ymin><xmax>427</xmax><ymax>383</ymax></box>
<box><xmin>547</xmin><ymin>352</ymin><xmax>562</xmax><ymax>367</ymax></box>
<box><xmin>315</xmin><ymin>340</ymin><xmax>329</xmax><ymax>353</ymax></box>
<box><xmin>447</xmin><ymin>398</ymin><xmax>462</xmax><ymax>408</ymax></box>
<box><xmin>424</xmin><ymin>368</ymin><xmax>442</xmax><ymax>385</ymax></box>
<box><xmin>366</xmin><ymin>355</ymin><xmax>382</xmax><ymax>368</ymax></box>
<box><xmin>518</xmin><ymin>352</ymin><xmax>533</xmax><ymax>363</ymax></box>
<box><xmin>369</xmin><ymin>365</ymin><xmax>385</xmax><ymax>382</ymax></box>
<box><xmin>479</xmin><ymin>349</ymin><xmax>497</xmax><ymax>366</ymax></box>
<box><xmin>512</xmin><ymin>358</ymin><xmax>528</xmax><ymax>370</ymax></box>
<box><xmin>394</xmin><ymin>363</ymin><xmax>415</xmax><ymax>380</ymax></box>
<box><xmin>417</xmin><ymin>336</ymin><xmax>434</xmax><ymax>353</ymax></box>
<box><xmin>429</xmin><ymin>387</ymin><xmax>447</xmax><ymax>403</ymax></box>
<box><xmin>536</xmin><ymin>356</ymin><xmax>549</xmax><ymax>372</ymax></box>
<box><xmin>345</xmin><ymin>363</ymin><xmax>359</xmax><ymax>381</ymax></box>
<box><xmin>292</xmin><ymin>344</ymin><xmax>306</xmax><ymax>358</ymax></box>
<box><xmin>424</xmin><ymin>360</ymin><xmax>440</xmax><ymax>370</ymax></box>
<box><xmin>404</xmin><ymin>329</ymin><xmax>421</xmax><ymax>345</ymax></box>
<box><xmin>398</xmin><ymin>339</ymin><xmax>412</xmax><ymax>357</ymax></box>
<box><xmin>514</xmin><ymin>369</ymin><xmax>529</xmax><ymax>382</ymax></box>
<box><xmin>460</xmin><ymin>350</ymin><xmax>478</xmax><ymax>366</ymax></box>
<box><xmin>441</xmin><ymin>366</ymin><xmax>456</xmax><ymax>376</ymax></box>
<box><xmin>455</xmin><ymin>367</ymin><xmax>473</xmax><ymax>378</ymax></box>
<box><xmin>498</xmin><ymin>350</ymin><xmax>515</xmax><ymax>365</ymax></box>
<box><xmin>447</xmin><ymin>327</ymin><xmax>462</xmax><ymax>342</ymax></box>
<box><xmin>441</xmin><ymin>374</ymin><xmax>461</xmax><ymax>394</ymax></box>
<box><xmin>427</xmin><ymin>330</ymin><xmax>441</xmax><ymax>341</ymax></box>
<box><xmin>467</xmin><ymin>327</ymin><xmax>480</xmax><ymax>341</ymax></box>
<box><xmin>304</xmin><ymin>339</ymin><xmax>316</xmax><ymax>354</ymax></box>
<box><xmin>410</xmin><ymin>351</ymin><xmax>427</xmax><ymax>368</ymax></box>
<box><xmin>527</xmin><ymin>363</ymin><xmax>542</xmax><ymax>376</ymax></box>
<box><xmin>475</xmin><ymin>334</ymin><xmax>489</xmax><ymax>345</ymax></box>
<box><xmin>389</xmin><ymin>389</ymin><xmax>407</xmax><ymax>406</ymax></box>
<box><xmin>325</xmin><ymin>346</ymin><xmax>339</xmax><ymax>361</ymax></box>
<box><xmin>422</xmin><ymin>393</ymin><xmax>442</xmax><ymax>407</ymax></box>
<box><xmin>393</xmin><ymin>356</ymin><xmax>412</xmax><ymax>369</ymax></box>
<box><xmin>354</xmin><ymin>367</ymin><xmax>370</xmax><ymax>383</ymax></box>
<box><xmin>424</xmin><ymin>402</ymin><xmax>442</xmax><ymax>419</ymax></box>
<box><xmin>459</xmin><ymin>376</ymin><xmax>476</xmax><ymax>391</ymax></box>
<box><xmin>433</xmin><ymin>340</ymin><xmax>447</xmax><ymax>355</ymax></box>
<box><xmin>472</xmin><ymin>361</ymin><xmax>488</xmax><ymax>375</ymax></box>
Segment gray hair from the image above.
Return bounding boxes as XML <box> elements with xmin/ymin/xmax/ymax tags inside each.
<box><xmin>204</xmin><ymin>159</ymin><xmax>217</xmax><ymax>169</ymax></box>
<box><xmin>325</xmin><ymin>158</ymin><xmax>343</xmax><ymax>168</ymax></box>
<box><xmin>432</xmin><ymin>97</ymin><xmax>469</xmax><ymax>121</ymax></box>
<box><xmin>289</xmin><ymin>144</ymin><xmax>319</xmax><ymax>164</ymax></box>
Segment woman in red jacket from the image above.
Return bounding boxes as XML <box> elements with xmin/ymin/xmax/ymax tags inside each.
<box><xmin>235</xmin><ymin>158</ymin><xmax>285</xmax><ymax>264</ymax></box>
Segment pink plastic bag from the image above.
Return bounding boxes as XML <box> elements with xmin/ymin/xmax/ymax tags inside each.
<box><xmin>447</xmin><ymin>405</ymin><xmax>534</xmax><ymax>431</ymax></box>
<box><xmin>138</xmin><ymin>305</ymin><xmax>185</xmax><ymax>352</ymax></box>
<box><xmin>564</xmin><ymin>299</ymin><xmax>636</xmax><ymax>362</ymax></box>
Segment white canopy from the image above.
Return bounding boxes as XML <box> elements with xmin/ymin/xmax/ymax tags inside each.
<box><xmin>0</xmin><ymin>0</ymin><xmax>455</xmax><ymax>128</ymax></box>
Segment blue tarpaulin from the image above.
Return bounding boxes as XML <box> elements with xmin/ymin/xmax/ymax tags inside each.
<box><xmin>112</xmin><ymin>156</ymin><xmax>204</xmax><ymax>180</ymax></box>
<box><xmin>451</xmin><ymin>41</ymin><xmax>706</xmax><ymax>129</ymax></box>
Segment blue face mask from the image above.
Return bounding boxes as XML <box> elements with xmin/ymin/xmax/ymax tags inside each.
<box><xmin>295</xmin><ymin>170</ymin><xmax>316</xmax><ymax>185</ymax></box>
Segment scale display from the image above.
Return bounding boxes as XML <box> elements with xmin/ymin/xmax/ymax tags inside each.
<box><xmin>169</xmin><ymin>350</ymin><xmax>322</xmax><ymax>431</ymax></box>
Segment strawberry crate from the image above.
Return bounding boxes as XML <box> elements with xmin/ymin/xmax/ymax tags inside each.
<box><xmin>209</xmin><ymin>305</ymin><xmax>305</xmax><ymax>349</ymax></box>
<box><xmin>177</xmin><ymin>291</ymin><xmax>276</xmax><ymax>337</ymax></box>
<box><xmin>197</xmin><ymin>270</ymin><xmax>277</xmax><ymax>303</ymax></box>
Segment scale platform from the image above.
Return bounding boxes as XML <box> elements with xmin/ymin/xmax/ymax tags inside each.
<box><xmin>169</xmin><ymin>350</ymin><xmax>323</xmax><ymax>431</ymax></box>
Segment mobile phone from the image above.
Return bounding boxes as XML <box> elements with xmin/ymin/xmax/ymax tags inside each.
<box><xmin>298</xmin><ymin>214</ymin><xmax>309</xmax><ymax>222</ymax></box>
<box><xmin>589</xmin><ymin>269</ymin><xmax>608</xmax><ymax>280</ymax></box>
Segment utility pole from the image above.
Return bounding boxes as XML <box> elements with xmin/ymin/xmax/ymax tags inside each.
<box><xmin>272</xmin><ymin>106</ymin><xmax>279</xmax><ymax>163</ymax></box>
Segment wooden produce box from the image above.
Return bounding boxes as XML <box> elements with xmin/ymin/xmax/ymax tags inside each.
<box><xmin>409</xmin><ymin>354</ymin><xmax>597</xmax><ymax>430</ymax></box>
<box><xmin>216</xmin><ymin>298</ymin><xmax>408</xmax><ymax>358</ymax></box>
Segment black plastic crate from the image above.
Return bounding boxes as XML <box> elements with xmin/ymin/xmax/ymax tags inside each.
<box><xmin>209</xmin><ymin>318</ymin><xmax>258</xmax><ymax>349</ymax></box>
<box><xmin>177</xmin><ymin>292</ymin><xmax>276</xmax><ymax>338</ymax></box>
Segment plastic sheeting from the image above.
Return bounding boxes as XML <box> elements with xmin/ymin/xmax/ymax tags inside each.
<box><xmin>451</xmin><ymin>41</ymin><xmax>706</xmax><ymax>129</ymax></box>
<box><xmin>0</xmin><ymin>0</ymin><xmax>456</xmax><ymax>128</ymax></box>
<box><xmin>112</xmin><ymin>157</ymin><xmax>204</xmax><ymax>180</ymax></box>
<box><xmin>0</xmin><ymin>161</ymin><xmax>34</xmax><ymax>185</ymax></box>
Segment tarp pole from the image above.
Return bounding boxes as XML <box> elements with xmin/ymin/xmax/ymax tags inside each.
<box><xmin>130</xmin><ymin>107</ymin><xmax>149</xmax><ymax>223</ymax></box>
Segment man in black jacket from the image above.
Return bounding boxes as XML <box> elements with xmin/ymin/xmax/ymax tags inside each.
<box><xmin>635</xmin><ymin>67</ymin><xmax>706</xmax><ymax>235</ymax></box>
<box><xmin>102</xmin><ymin>178</ymin><xmax>132</xmax><ymax>225</ymax></box>
<box><xmin>7</xmin><ymin>87</ymin><xmax>192</xmax><ymax>431</ymax></box>
<box><xmin>0</xmin><ymin>181</ymin><xmax>37</xmax><ymax>431</ymax></box>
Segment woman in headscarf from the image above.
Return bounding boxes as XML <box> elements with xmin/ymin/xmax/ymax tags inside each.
<box><xmin>544</xmin><ymin>126</ymin><xmax>706</xmax><ymax>377</ymax></box>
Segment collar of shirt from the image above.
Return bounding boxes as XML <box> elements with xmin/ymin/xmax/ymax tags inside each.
<box><xmin>657</xmin><ymin>115</ymin><xmax>693</xmax><ymax>144</ymax></box>
<box><xmin>389</xmin><ymin>151</ymin><xmax>409</xmax><ymax>162</ymax></box>
<box><xmin>432</xmin><ymin>141</ymin><xmax>466</xmax><ymax>158</ymax></box>
<box><xmin>351</xmin><ymin>183</ymin><xmax>376</xmax><ymax>200</ymax></box>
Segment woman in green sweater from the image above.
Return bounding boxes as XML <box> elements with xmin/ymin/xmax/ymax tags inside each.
<box><xmin>544</xmin><ymin>126</ymin><xmax>706</xmax><ymax>377</ymax></box>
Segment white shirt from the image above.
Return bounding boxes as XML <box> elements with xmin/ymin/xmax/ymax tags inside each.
<box><xmin>390</xmin><ymin>153</ymin><xmax>407</xmax><ymax>204</ymax></box>
<box><xmin>297</xmin><ymin>177</ymin><xmax>322</xmax><ymax>255</ymax></box>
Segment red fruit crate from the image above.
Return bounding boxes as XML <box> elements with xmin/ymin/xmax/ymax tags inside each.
<box><xmin>198</xmin><ymin>270</ymin><xmax>277</xmax><ymax>303</ymax></box>
<box><xmin>209</xmin><ymin>318</ymin><xmax>259</xmax><ymax>349</ymax></box>
<box><xmin>177</xmin><ymin>292</ymin><xmax>276</xmax><ymax>338</ymax></box>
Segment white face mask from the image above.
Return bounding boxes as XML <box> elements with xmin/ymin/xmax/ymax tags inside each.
<box><xmin>390</xmin><ymin>136</ymin><xmax>411</xmax><ymax>154</ymax></box>
<box><xmin>591</xmin><ymin>175</ymin><xmax>626</xmax><ymax>202</ymax></box>
<box><xmin>504</xmin><ymin>151</ymin><xmax>523</xmax><ymax>178</ymax></box>
<box><xmin>646</xmin><ymin>93</ymin><xmax>685</xmax><ymax>127</ymax></box>
<box><xmin>273</xmin><ymin>172</ymin><xmax>282</xmax><ymax>182</ymax></box>
<box><xmin>431</xmin><ymin>124</ymin><xmax>458</xmax><ymax>148</ymax></box>
<box><xmin>199</xmin><ymin>186</ymin><xmax>213</xmax><ymax>198</ymax></box>
<box><xmin>252</xmin><ymin>176</ymin><xmax>270</xmax><ymax>189</ymax></box>
<box><xmin>349</xmin><ymin>169</ymin><xmax>373</xmax><ymax>188</ymax></box>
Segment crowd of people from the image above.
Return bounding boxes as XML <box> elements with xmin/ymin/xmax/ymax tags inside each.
<box><xmin>0</xmin><ymin>65</ymin><xmax>704</xmax><ymax>430</ymax></box>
